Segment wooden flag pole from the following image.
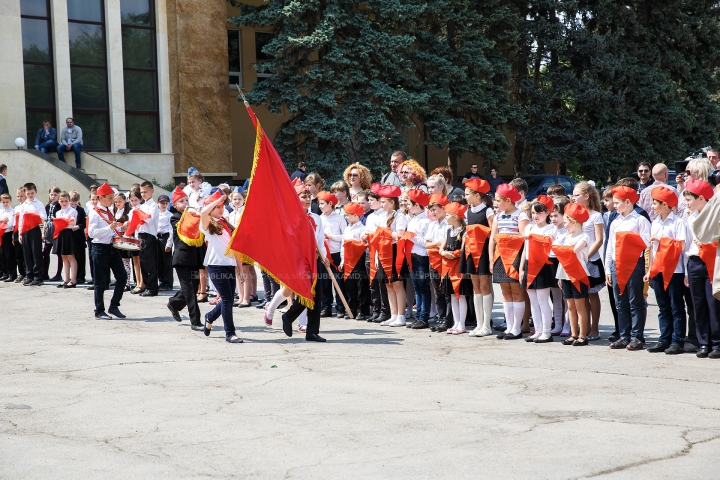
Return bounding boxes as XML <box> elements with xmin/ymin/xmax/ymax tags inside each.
<box><xmin>316</xmin><ymin>245</ymin><xmax>354</xmax><ymax>319</ymax></box>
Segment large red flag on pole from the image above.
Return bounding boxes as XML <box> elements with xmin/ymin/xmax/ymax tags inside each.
<box><xmin>226</xmin><ymin>103</ymin><xmax>317</xmax><ymax>308</ymax></box>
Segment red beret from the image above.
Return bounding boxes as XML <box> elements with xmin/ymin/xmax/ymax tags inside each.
<box><xmin>534</xmin><ymin>195</ymin><xmax>554</xmax><ymax>212</ymax></box>
<box><xmin>203</xmin><ymin>189</ymin><xmax>224</xmax><ymax>206</ymax></box>
<box><xmin>611</xmin><ymin>186</ymin><xmax>639</xmax><ymax>204</ymax></box>
<box><xmin>651</xmin><ymin>186</ymin><xmax>678</xmax><ymax>207</ymax></box>
<box><xmin>96</xmin><ymin>182</ymin><xmax>114</xmax><ymax>197</ymax></box>
<box><xmin>370</xmin><ymin>183</ymin><xmax>382</xmax><ymax>194</ymax></box>
<box><xmin>428</xmin><ymin>193</ymin><xmax>449</xmax><ymax>207</ymax></box>
<box><xmin>375</xmin><ymin>184</ymin><xmax>401</xmax><ymax>198</ymax></box>
<box><xmin>317</xmin><ymin>190</ymin><xmax>338</xmax><ymax>206</ymax></box>
<box><xmin>407</xmin><ymin>189</ymin><xmax>430</xmax><ymax>207</ymax></box>
<box><xmin>465</xmin><ymin>178</ymin><xmax>490</xmax><ymax>194</ymax></box>
<box><xmin>684</xmin><ymin>179</ymin><xmax>714</xmax><ymax>200</ymax></box>
<box><xmin>343</xmin><ymin>202</ymin><xmax>364</xmax><ymax>217</ymax></box>
<box><xmin>496</xmin><ymin>183</ymin><xmax>521</xmax><ymax>203</ymax></box>
<box><xmin>171</xmin><ymin>186</ymin><xmax>187</xmax><ymax>204</ymax></box>
<box><xmin>564</xmin><ymin>203</ymin><xmax>589</xmax><ymax>223</ymax></box>
<box><xmin>443</xmin><ymin>202</ymin><xmax>468</xmax><ymax>218</ymax></box>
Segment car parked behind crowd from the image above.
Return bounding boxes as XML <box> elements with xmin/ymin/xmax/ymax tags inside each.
<box><xmin>520</xmin><ymin>175</ymin><xmax>577</xmax><ymax>201</ymax></box>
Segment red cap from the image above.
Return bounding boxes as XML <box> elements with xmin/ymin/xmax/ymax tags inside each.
<box><xmin>293</xmin><ymin>177</ymin><xmax>308</xmax><ymax>195</ymax></box>
<box><xmin>443</xmin><ymin>202</ymin><xmax>468</xmax><ymax>218</ymax></box>
<box><xmin>685</xmin><ymin>179</ymin><xmax>714</xmax><ymax>200</ymax></box>
<box><xmin>343</xmin><ymin>202</ymin><xmax>364</xmax><ymax>217</ymax></box>
<box><xmin>611</xmin><ymin>186</ymin><xmax>639</xmax><ymax>204</ymax></box>
<box><xmin>651</xmin><ymin>186</ymin><xmax>678</xmax><ymax>207</ymax></box>
<box><xmin>171</xmin><ymin>186</ymin><xmax>187</xmax><ymax>204</ymax></box>
<box><xmin>564</xmin><ymin>203</ymin><xmax>589</xmax><ymax>223</ymax></box>
<box><xmin>428</xmin><ymin>193</ymin><xmax>449</xmax><ymax>207</ymax></box>
<box><xmin>96</xmin><ymin>182</ymin><xmax>114</xmax><ymax>197</ymax></box>
<box><xmin>317</xmin><ymin>190</ymin><xmax>338</xmax><ymax>206</ymax></box>
<box><xmin>407</xmin><ymin>189</ymin><xmax>430</xmax><ymax>207</ymax></box>
<box><xmin>465</xmin><ymin>178</ymin><xmax>490</xmax><ymax>194</ymax></box>
<box><xmin>496</xmin><ymin>183</ymin><xmax>521</xmax><ymax>203</ymax></box>
<box><xmin>534</xmin><ymin>195</ymin><xmax>554</xmax><ymax>211</ymax></box>
<box><xmin>370</xmin><ymin>183</ymin><xmax>382</xmax><ymax>194</ymax></box>
<box><xmin>375</xmin><ymin>185</ymin><xmax>402</xmax><ymax>198</ymax></box>
<box><xmin>203</xmin><ymin>189</ymin><xmax>224</xmax><ymax>206</ymax></box>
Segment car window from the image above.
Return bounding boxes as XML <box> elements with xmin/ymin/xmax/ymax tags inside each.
<box><xmin>558</xmin><ymin>177</ymin><xmax>573</xmax><ymax>191</ymax></box>
<box><xmin>521</xmin><ymin>176</ymin><xmax>545</xmax><ymax>192</ymax></box>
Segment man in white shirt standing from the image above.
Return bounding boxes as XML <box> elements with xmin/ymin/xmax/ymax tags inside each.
<box><xmin>138</xmin><ymin>181</ymin><xmax>160</xmax><ymax>297</ymax></box>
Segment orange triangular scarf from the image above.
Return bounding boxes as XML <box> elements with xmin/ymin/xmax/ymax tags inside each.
<box><xmin>343</xmin><ymin>240</ymin><xmax>367</xmax><ymax>280</ymax></box>
<box><xmin>526</xmin><ymin>234</ymin><xmax>553</xmax><ymax>287</ymax></box>
<box><xmin>369</xmin><ymin>227</ymin><xmax>393</xmax><ymax>282</ymax></box>
<box><xmin>493</xmin><ymin>233</ymin><xmax>525</xmax><ymax>280</ymax></box>
<box><xmin>699</xmin><ymin>241</ymin><xmax>718</xmax><ymax>278</ymax></box>
<box><xmin>324</xmin><ymin>240</ymin><xmax>335</xmax><ymax>267</ymax></box>
<box><xmin>615</xmin><ymin>231</ymin><xmax>648</xmax><ymax>295</ymax></box>
<box><xmin>52</xmin><ymin>218</ymin><xmax>72</xmax><ymax>239</ymax></box>
<box><xmin>396</xmin><ymin>231</ymin><xmax>415</xmax><ymax>273</ymax></box>
<box><xmin>648</xmin><ymin>238</ymin><xmax>682</xmax><ymax>290</ymax></box>
<box><xmin>125</xmin><ymin>209</ymin><xmax>150</xmax><ymax>236</ymax></box>
<box><xmin>20</xmin><ymin>213</ymin><xmax>42</xmax><ymax>235</ymax></box>
<box><xmin>552</xmin><ymin>245</ymin><xmax>590</xmax><ymax>291</ymax></box>
<box><xmin>177</xmin><ymin>209</ymin><xmax>204</xmax><ymax>246</ymax></box>
<box><xmin>465</xmin><ymin>224</ymin><xmax>491</xmax><ymax>270</ymax></box>
<box><xmin>441</xmin><ymin>248</ymin><xmax>464</xmax><ymax>298</ymax></box>
<box><xmin>427</xmin><ymin>247</ymin><xmax>442</xmax><ymax>273</ymax></box>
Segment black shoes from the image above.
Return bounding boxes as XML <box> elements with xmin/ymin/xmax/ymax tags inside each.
<box><xmin>411</xmin><ymin>321</ymin><xmax>429</xmax><ymax>329</ymax></box>
<box><xmin>306</xmin><ymin>333</ymin><xmax>326</xmax><ymax>342</ymax></box>
<box><xmin>647</xmin><ymin>342</ymin><xmax>669</xmax><ymax>353</ymax></box>
<box><xmin>167</xmin><ymin>303</ymin><xmax>182</xmax><ymax>322</ymax></box>
<box><xmin>573</xmin><ymin>338</ymin><xmax>589</xmax><ymax>346</ymax></box>
<box><xmin>610</xmin><ymin>338</ymin><xmax>629</xmax><ymax>349</ymax></box>
<box><xmin>355</xmin><ymin>314</ymin><xmax>366</xmax><ymax>321</ymax></box>
<box><xmin>95</xmin><ymin>312</ymin><xmax>112</xmax><ymax>320</ymax></box>
<box><xmin>140</xmin><ymin>290</ymin><xmax>158</xmax><ymax>297</ymax></box>
<box><xmin>708</xmin><ymin>350</ymin><xmax>720</xmax><ymax>359</ymax></box>
<box><xmin>626</xmin><ymin>339</ymin><xmax>644</xmax><ymax>351</ymax></box>
<box><xmin>281</xmin><ymin>313</ymin><xmax>293</xmax><ymax>337</ymax></box>
<box><xmin>697</xmin><ymin>346</ymin><xmax>711</xmax><ymax>358</ymax></box>
<box><xmin>3</xmin><ymin>276</ymin><xmax>16</xmax><ymax>283</ymax></box>
<box><xmin>30</xmin><ymin>279</ymin><xmax>43</xmax><ymax>286</ymax></box>
<box><xmin>108</xmin><ymin>307</ymin><xmax>126</xmax><ymax>319</ymax></box>
<box><xmin>191</xmin><ymin>324</ymin><xmax>204</xmax><ymax>331</ymax></box>
<box><xmin>534</xmin><ymin>336</ymin><xmax>554</xmax><ymax>343</ymax></box>
<box><xmin>607</xmin><ymin>333</ymin><xmax>619</xmax><ymax>343</ymax></box>
<box><xmin>374</xmin><ymin>315</ymin><xmax>390</xmax><ymax>324</ymax></box>
<box><xmin>49</xmin><ymin>275</ymin><xmax>62</xmax><ymax>282</ymax></box>
<box><xmin>683</xmin><ymin>343</ymin><xmax>699</xmax><ymax>353</ymax></box>
<box><xmin>226</xmin><ymin>335</ymin><xmax>243</xmax><ymax>343</ymax></box>
<box><xmin>366</xmin><ymin>314</ymin><xmax>377</xmax><ymax>322</ymax></box>
<box><xmin>504</xmin><ymin>333</ymin><xmax>523</xmax><ymax>340</ymax></box>
<box><xmin>320</xmin><ymin>309</ymin><xmax>333</xmax><ymax>318</ymax></box>
<box><xmin>665</xmin><ymin>344</ymin><xmax>683</xmax><ymax>355</ymax></box>
<box><xmin>203</xmin><ymin>313</ymin><xmax>213</xmax><ymax>337</ymax></box>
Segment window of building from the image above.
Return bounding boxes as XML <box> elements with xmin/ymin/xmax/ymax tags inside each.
<box><xmin>254</xmin><ymin>31</ymin><xmax>274</xmax><ymax>80</ymax></box>
<box><xmin>67</xmin><ymin>0</ymin><xmax>110</xmax><ymax>151</ymax></box>
<box><xmin>121</xmin><ymin>0</ymin><xmax>159</xmax><ymax>152</ymax></box>
<box><xmin>20</xmin><ymin>0</ymin><xmax>56</xmax><ymax>146</ymax></box>
<box><xmin>228</xmin><ymin>29</ymin><xmax>241</xmax><ymax>89</ymax></box>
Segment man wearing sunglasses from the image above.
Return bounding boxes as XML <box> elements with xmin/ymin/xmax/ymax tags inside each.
<box><xmin>637</xmin><ymin>163</ymin><xmax>682</xmax><ymax>221</ymax></box>
<box><xmin>637</xmin><ymin>162</ymin><xmax>655</xmax><ymax>193</ymax></box>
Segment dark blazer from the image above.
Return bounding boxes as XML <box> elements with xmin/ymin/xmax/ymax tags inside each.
<box><xmin>73</xmin><ymin>206</ymin><xmax>87</xmax><ymax>246</ymax></box>
<box><xmin>0</xmin><ymin>176</ymin><xmax>7</xmax><ymax>196</ymax></box>
<box><xmin>170</xmin><ymin>211</ymin><xmax>204</xmax><ymax>269</ymax></box>
<box><xmin>35</xmin><ymin>127</ymin><xmax>57</xmax><ymax>146</ymax></box>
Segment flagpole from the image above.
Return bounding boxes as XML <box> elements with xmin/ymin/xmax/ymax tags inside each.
<box><xmin>316</xmin><ymin>245</ymin><xmax>354</xmax><ymax>319</ymax></box>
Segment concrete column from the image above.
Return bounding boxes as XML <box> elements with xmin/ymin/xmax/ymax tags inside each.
<box><xmin>50</xmin><ymin>0</ymin><xmax>72</xmax><ymax>128</ymax></box>
<box><xmin>0</xmin><ymin>0</ymin><xmax>27</xmax><ymax>148</ymax></box>
<box><xmin>105</xmin><ymin>0</ymin><xmax>126</xmax><ymax>151</ymax></box>
<box><xmin>155</xmin><ymin>0</ymin><xmax>172</xmax><ymax>154</ymax></box>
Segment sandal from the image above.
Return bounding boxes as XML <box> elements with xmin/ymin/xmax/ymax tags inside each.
<box><xmin>131</xmin><ymin>287</ymin><xmax>145</xmax><ymax>294</ymax></box>
<box><xmin>573</xmin><ymin>337</ymin><xmax>589</xmax><ymax>346</ymax></box>
<box><xmin>56</xmin><ymin>282</ymin><xmax>67</xmax><ymax>288</ymax></box>
<box><xmin>64</xmin><ymin>282</ymin><xmax>77</xmax><ymax>289</ymax></box>
<box><xmin>562</xmin><ymin>336</ymin><xmax>577</xmax><ymax>345</ymax></box>
<box><xmin>197</xmin><ymin>293</ymin><xmax>208</xmax><ymax>303</ymax></box>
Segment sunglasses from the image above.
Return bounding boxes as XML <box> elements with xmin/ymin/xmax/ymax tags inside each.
<box><xmin>638</xmin><ymin>169</ymin><xmax>650</xmax><ymax>173</ymax></box>
<box><xmin>348</xmin><ymin>173</ymin><xmax>359</xmax><ymax>177</ymax></box>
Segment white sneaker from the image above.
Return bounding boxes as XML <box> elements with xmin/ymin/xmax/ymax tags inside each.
<box><xmin>389</xmin><ymin>318</ymin><xmax>406</xmax><ymax>327</ymax></box>
<box><xmin>476</xmin><ymin>327</ymin><xmax>493</xmax><ymax>337</ymax></box>
<box><xmin>468</xmin><ymin>328</ymin><xmax>480</xmax><ymax>337</ymax></box>
<box><xmin>381</xmin><ymin>316</ymin><xmax>396</xmax><ymax>326</ymax></box>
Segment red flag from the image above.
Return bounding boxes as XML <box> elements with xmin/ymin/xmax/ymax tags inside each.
<box><xmin>699</xmin><ymin>242</ymin><xmax>718</xmax><ymax>278</ymax></box>
<box><xmin>52</xmin><ymin>218</ymin><xmax>72</xmax><ymax>239</ymax></box>
<box><xmin>648</xmin><ymin>238</ymin><xmax>683</xmax><ymax>290</ymax></box>
<box><xmin>125</xmin><ymin>209</ymin><xmax>150</xmax><ymax>236</ymax></box>
<box><xmin>526</xmin><ymin>234</ymin><xmax>553</xmax><ymax>287</ymax></box>
<box><xmin>226</xmin><ymin>107</ymin><xmax>317</xmax><ymax>308</ymax></box>
<box><xmin>615</xmin><ymin>231</ymin><xmax>647</xmax><ymax>295</ymax></box>
<box><xmin>20</xmin><ymin>213</ymin><xmax>43</xmax><ymax>235</ymax></box>
<box><xmin>552</xmin><ymin>245</ymin><xmax>590</xmax><ymax>291</ymax></box>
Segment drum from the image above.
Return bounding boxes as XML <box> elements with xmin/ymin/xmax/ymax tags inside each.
<box><xmin>113</xmin><ymin>236</ymin><xmax>142</xmax><ymax>251</ymax></box>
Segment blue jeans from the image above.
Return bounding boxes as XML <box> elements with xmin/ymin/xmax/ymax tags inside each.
<box><xmin>57</xmin><ymin>143</ymin><xmax>82</xmax><ymax>167</ymax></box>
<box><xmin>37</xmin><ymin>140</ymin><xmax>57</xmax><ymax>153</ymax></box>
<box><xmin>410</xmin><ymin>255</ymin><xmax>431</xmax><ymax>323</ymax></box>
<box><xmin>610</xmin><ymin>258</ymin><xmax>646</xmax><ymax>341</ymax></box>
<box><xmin>207</xmin><ymin>265</ymin><xmax>236</xmax><ymax>339</ymax></box>
<box><xmin>652</xmin><ymin>273</ymin><xmax>686</xmax><ymax>346</ymax></box>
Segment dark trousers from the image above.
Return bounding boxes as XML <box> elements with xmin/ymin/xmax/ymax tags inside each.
<box><xmin>57</xmin><ymin>143</ymin><xmax>82</xmax><ymax>167</ymax></box>
<box><xmin>261</xmin><ymin>270</ymin><xmax>279</xmax><ymax>300</ymax></box>
<box><xmin>320</xmin><ymin>252</ymin><xmax>346</xmax><ymax>312</ymax></box>
<box><xmin>157</xmin><ymin>232</ymin><xmax>174</xmax><ymax>288</ymax></box>
<box><xmin>611</xmin><ymin>258</ymin><xmax>646</xmax><ymax>341</ymax></box>
<box><xmin>410</xmin><ymin>255</ymin><xmax>431</xmax><ymax>323</ymax></box>
<box><xmin>74</xmin><ymin>241</ymin><xmax>86</xmax><ymax>282</ymax></box>
<box><xmin>652</xmin><ymin>273</ymin><xmax>686</xmax><ymax>346</ymax></box>
<box><xmin>169</xmin><ymin>266</ymin><xmax>201</xmax><ymax>326</ymax></box>
<box><xmin>608</xmin><ymin>281</ymin><xmax>619</xmax><ymax>334</ymax></box>
<box><xmin>430</xmin><ymin>267</ymin><xmax>450</xmax><ymax>323</ymax></box>
<box><xmin>1</xmin><ymin>232</ymin><xmax>16</xmax><ymax>276</ymax></box>
<box><xmin>13</xmin><ymin>231</ymin><xmax>25</xmax><ymax>276</ymax></box>
<box><xmin>684</xmin><ymin>284</ymin><xmax>699</xmax><ymax>345</ymax></box>
<box><xmin>138</xmin><ymin>233</ymin><xmax>159</xmax><ymax>292</ymax></box>
<box><xmin>91</xmin><ymin>243</ymin><xmax>127</xmax><ymax>314</ymax></box>
<box><xmin>344</xmin><ymin>255</ymin><xmax>369</xmax><ymax>316</ymax></box>
<box><xmin>366</xmin><ymin>255</ymin><xmax>390</xmax><ymax>317</ymax></box>
<box><xmin>43</xmin><ymin>242</ymin><xmax>62</xmax><ymax>279</ymax></box>
<box><xmin>687</xmin><ymin>256</ymin><xmax>720</xmax><ymax>350</ymax></box>
<box><xmin>207</xmin><ymin>265</ymin><xmax>236</xmax><ymax>339</ymax></box>
<box><xmin>22</xmin><ymin>227</ymin><xmax>43</xmax><ymax>281</ymax></box>
<box><xmin>283</xmin><ymin>259</ymin><xmax>323</xmax><ymax>335</ymax></box>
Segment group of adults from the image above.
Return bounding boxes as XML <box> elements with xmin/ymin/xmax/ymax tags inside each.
<box><xmin>32</xmin><ymin>118</ymin><xmax>83</xmax><ymax>168</ymax></box>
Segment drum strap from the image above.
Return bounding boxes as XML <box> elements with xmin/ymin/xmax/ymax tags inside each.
<box><xmin>94</xmin><ymin>206</ymin><xmax>122</xmax><ymax>236</ymax></box>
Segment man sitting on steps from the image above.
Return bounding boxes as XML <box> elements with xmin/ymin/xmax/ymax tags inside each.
<box><xmin>57</xmin><ymin>117</ymin><xmax>83</xmax><ymax>169</ymax></box>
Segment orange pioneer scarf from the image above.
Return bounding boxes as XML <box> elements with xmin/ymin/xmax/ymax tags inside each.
<box><xmin>177</xmin><ymin>210</ymin><xmax>204</xmax><ymax>246</ymax></box>
<box><xmin>125</xmin><ymin>209</ymin><xmax>150</xmax><ymax>236</ymax></box>
<box><xmin>699</xmin><ymin>241</ymin><xmax>718</xmax><ymax>278</ymax></box>
<box><xmin>396</xmin><ymin>231</ymin><xmax>415</xmax><ymax>273</ymax></box>
<box><xmin>441</xmin><ymin>248</ymin><xmax>464</xmax><ymax>298</ymax></box>
<box><xmin>465</xmin><ymin>224</ymin><xmax>491</xmax><ymax>270</ymax></box>
<box><xmin>20</xmin><ymin>212</ymin><xmax>43</xmax><ymax>235</ymax></box>
<box><xmin>552</xmin><ymin>245</ymin><xmax>590</xmax><ymax>291</ymax></box>
<box><xmin>343</xmin><ymin>239</ymin><xmax>367</xmax><ymax>280</ymax></box>
<box><xmin>526</xmin><ymin>234</ymin><xmax>553</xmax><ymax>287</ymax></box>
<box><xmin>615</xmin><ymin>231</ymin><xmax>647</xmax><ymax>295</ymax></box>
<box><xmin>368</xmin><ymin>227</ymin><xmax>393</xmax><ymax>282</ymax></box>
<box><xmin>427</xmin><ymin>247</ymin><xmax>442</xmax><ymax>273</ymax></box>
<box><xmin>52</xmin><ymin>217</ymin><xmax>72</xmax><ymax>239</ymax></box>
<box><xmin>493</xmin><ymin>233</ymin><xmax>525</xmax><ymax>280</ymax></box>
<box><xmin>648</xmin><ymin>238</ymin><xmax>682</xmax><ymax>290</ymax></box>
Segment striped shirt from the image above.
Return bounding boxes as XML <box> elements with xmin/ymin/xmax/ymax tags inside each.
<box><xmin>495</xmin><ymin>209</ymin><xmax>520</xmax><ymax>234</ymax></box>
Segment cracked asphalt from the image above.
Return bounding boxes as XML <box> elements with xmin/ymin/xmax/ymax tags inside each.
<box><xmin>2</xmin><ymin>267</ymin><xmax>720</xmax><ymax>478</ymax></box>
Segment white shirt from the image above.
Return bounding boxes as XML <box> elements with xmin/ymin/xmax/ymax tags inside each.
<box><xmin>157</xmin><ymin>208</ymin><xmax>172</xmax><ymax>235</ymax></box>
<box><xmin>550</xmin><ymin>225</ymin><xmax>567</xmax><ymax>258</ymax></box>
<box><xmin>199</xmin><ymin>220</ymin><xmax>236</xmax><ymax>267</ymax></box>
<box><xmin>407</xmin><ymin>211</ymin><xmax>430</xmax><ymax>255</ymax></box>
<box><xmin>582</xmin><ymin>210</ymin><xmax>604</xmax><ymax>262</ymax></box>
<box><xmin>340</xmin><ymin>221</ymin><xmax>365</xmax><ymax>264</ymax></box>
<box><xmin>88</xmin><ymin>205</ymin><xmax>117</xmax><ymax>244</ymax></box>
<box><xmin>320</xmin><ymin>210</ymin><xmax>347</xmax><ymax>254</ymax></box>
<box><xmin>650</xmin><ymin>212</ymin><xmax>689</xmax><ymax>274</ymax></box>
<box><xmin>137</xmin><ymin>198</ymin><xmax>159</xmax><ymax>236</ymax></box>
<box><xmin>425</xmin><ymin>218</ymin><xmax>448</xmax><ymax>246</ymax></box>
<box><xmin>387</xmin><ymin>211</ymin><xmax>408</xmax><ymax>244</ymax></box>
<box><xmin>226</xmin><ymin>207</ymin><xmax>243</xmax><ymax>228</ymax></box>
<box><xmin>604</xmin><ymin>210</ymin><xmax>651</xmax><ymax>266</ymax></box>
<box><xmin>18</xmin><ymin>198</ymin><xmax>47</xmax><ymax>231</ymax></box>
<box><xmin>524</xmin><ymin>223</ymin><xmax>555</xmax><ymax>261</ymax></box>
<box><xmin>686</xmin><ymin>211</ymin><xmax>702</xmax><ymax>257</ymax></box>
<box><xmin>555</xmin><ymin>232</ymin><xmax>590</xmax><ymax>280</ymax></box>
<box><xmin>85</xmin><ymin>200</ymin><xmax>96</xmax><ymax>216</ymax></box>
<box><xmin>364</xmin><ymin>209</ymin><xmax>386</xmax><ymax>235</ymax></box>
<box><xmin>308</xmin><ymin>210</ymin><xmax>327</xmax><ymax>258</ymax></box>
<box><xmin>55</xmin><ymin>205</ymin><xmax>77</xmax><ymax>229</ymax></box>
<box><xmin>0</xmin><ymin>205</ymin><xmax>15</xmax><ymax>233</ymax></box>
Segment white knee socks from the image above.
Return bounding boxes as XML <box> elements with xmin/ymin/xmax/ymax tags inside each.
<box><xmin>266</xmin><ymin>289</ymin><xmax>288</xmax><ymax>320</ymax></box>
<box><xmin>483</xmin><ymin>294</ymin><xmax>493</xmax><ymax>331</ymax></box>
<box><xmin>512</xmin><ymin>302</ymin><xmax>525</xmax><ymax>335</ymax></box>
<box><xmin>451</xmin><ymin>295</ymin><xmax>467</xmax><ymax>331</ymax></box>
<box><xmin>473</xmin><ymin>294</ymin><xmax>484</xmax><ymax>331</ymax></box>
<box><xmin>535</xmin><ymin>288</ymin><xmax>553</xmax><ymax>339</ymax></box>
<box><xmin>503</xmin><ymin>302</ymin><xmax>514</xmax><ymax>334</ymax></box>
<box><xmin>527</xmin><ymin>290</ymin><xmax>542</xmax><ymax>339</ymax></box>
<box><xmin>551</xmin><ymin>287</ymin><xmax>563</xmax><ymax>334</ymax></box>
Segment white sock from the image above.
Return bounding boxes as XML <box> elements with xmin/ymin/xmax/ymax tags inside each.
<box><xmin>527</xmin><ymin>290</ymin><xmax>541</xmax><ymax>339</ymax></box>
<box><xmin>503</xmin><ymin>302</ymin><xmax>514</xmax><ymax>333</ymax></box>
<box><xmin>473</xmin><ymin>294</ymin><xmax>484</xmax><ymax>331</ymax></box>
<box><xmin>457</xmin><ymin>295</ymin><xmax>467</xmax><ymax>331</ymax></box>
<box><xmin>266</xmin><ymin>290</ymin><xmax>288</xmax><ymax>320</ymax></box>
<box><xmin>397</xmin><ymin>315</ymin><xmax>405</xmax><ymax>323</ymax></box>
<box><xmin>536</xmin><ymin>288</ymin><xmax>553</xmax><ymax>335</ymax></box>
<box><xmin>512</xmin><ymin>302</ymin><xmax>525</xmax><ymax>335</ymax></box>
<box><xmin>483</xmin><ymin>295</ymin><xmax>494</xmax><ymax>331</ymax></box>
<box><xmin>551</xmin><ymin>287</ymin><xmax>563</xmax><ymax>334</ymax></box>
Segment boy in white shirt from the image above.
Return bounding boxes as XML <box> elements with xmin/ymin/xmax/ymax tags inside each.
<box><xmin>0</xmin><ymin>193</ymin><xmax>16</xmax><ymax>281</ymax></box>
<box><xmin>18</xmin><ymin>183</ymin><xmax>47</xmax><ymax>285</ymax></box>
<box><xmin>156</xmin><ymin>194</ymin><xmax>174</xmax><ymax>291</ymax></box>
<box><xmin>338</xmin><ymin>202</ymin><xmax>368</xmax><ymax>320</ymax></box>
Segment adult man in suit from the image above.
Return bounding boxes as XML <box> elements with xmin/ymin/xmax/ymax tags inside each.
<box><xmin>0</xmin><ymin>164</ymin><xmax>7</xmax><ymax>196</ymax></box>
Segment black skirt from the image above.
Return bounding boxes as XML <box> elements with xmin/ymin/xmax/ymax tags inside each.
<box><xmin>459</xmin><ymin>242</ymin><xmax>491</xmax><ymax>276</ymax></box>
<box><xmin>492</xmin><ymin>244</ymin><xmax>523</xmax><ymax>284</ymax></box>
<box><xmin>375</xmin><ymin>243</ymin><xmax>408</xmax><ymax>283</ymax></box>
<box><xmin>588</xmin><ymin>258</ymin><xmax>606</xmax><ymax>288</ymax></box>
<box><xmin>521</xmin><ymin>259</ymin><xmax>556</xmax><ymax>290</ymax></box>
<box><xmin>52</xmin><ymin>229</ymin><xmax>74</xmax><ymax>255</ymax></box>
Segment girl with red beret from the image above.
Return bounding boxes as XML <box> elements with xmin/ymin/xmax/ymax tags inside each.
<box><xmin>439</xmin><ymin>202</ymin><xmax>472</xmax><ymax>334</ymax></box>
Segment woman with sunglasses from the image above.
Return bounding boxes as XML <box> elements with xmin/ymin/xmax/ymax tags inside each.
<box><xmin>343</xmin><ymin>163</ymin><xmax>372</xmax><ymax>201</ymax></box>
<box><xmin>398</xmin><ymin>160</ymin><xmax>428</xmax><ymax>193</ymax></box>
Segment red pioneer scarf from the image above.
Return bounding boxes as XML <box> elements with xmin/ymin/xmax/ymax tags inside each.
<box><xmin>52</xmin><ymin>218</ymin><xmax>72</xmax><ymax>239</ymax></box>
<box><xmin>465</xmin><ymin>224</ymin><xmax>491</xmax><ymax>270</ymax></box>
<box><xmin>615</xmin><ymin>231</ymin><xmax>647</xmax><ymax>295</ymax></box>
<box><xmin>552</xmin><ymin>245</ymin><xmax>590</xmax><ymax>291</ymax></box>
<box><xmin>368</xmin><ymin>227</ymin><xmax>394</xmax><ymax>282</ymax></box>
<box><xmin>397</xmin><ymin>231</ymin><xmax>415</xmax><ymax>273</ymax></box>
<box><xmin>427</xmin><ymin>247</ymin><xmax>442</xmax><ymax>273</ymax></box>
<box><xmin>0</xmin><ymin>221</ymin><xmax>7</xmax><ymax>245</ymax></box>
<box><xmin>493</xmin><ymin>233</ymin><xmax>525</xmax><ymax>280</ymax></box>
<box><xmin>441</xmin><ymin>248</ymin><xmax>464</xmax><ymax>298</ymax></box>
<box><xmin>343</xmin><ymin>240</ymin><xmax>367</xmax><ymax>280</ymax></box>
<box><xmin>20</xmin><ymin>212</ymin><xmax>43</xmax><ymax>235</ymax></box>
<box><xmin>526</xmin><ymin>234</ymin><xmax>553</xmax><ymax>287</ymax></box>
<box><xmin>699</xmin><ymin>241</ymin><xmax>718</xmax><ymax>278</ymax></box>
<box><xmin>125</xmin><ymin>209</ymin><xmax>150</xmax><ymax>236</ymax></box>
<box><xmin>13</xmin><ymin>213</ymin><xmax>19</xmax><ymax>233</ymax></box>
<box><xmin>648</xmin><ymin>238</ymin><xmax>682</xmax><ymax>290</ymax></box>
